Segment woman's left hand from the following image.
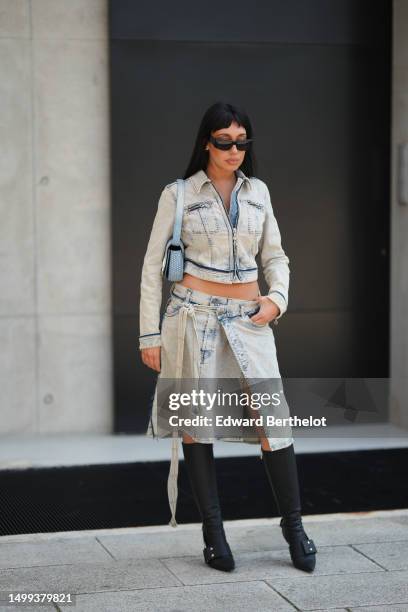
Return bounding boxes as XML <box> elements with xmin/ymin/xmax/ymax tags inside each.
<box><xmin>250</xmin><ymin>295</ymin><xmax>280</xmax><ymax>325</ymax></box>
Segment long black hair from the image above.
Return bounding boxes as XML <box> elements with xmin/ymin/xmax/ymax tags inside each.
<box><xmin>183</xmin><ymin>101</ymin><xmax>257</xmax><ymax>180</ymax></box>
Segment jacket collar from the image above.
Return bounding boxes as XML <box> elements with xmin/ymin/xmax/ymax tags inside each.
<box><xmin>190</xmin><ymin>168</ymin><xmax>252</xmax><ymax>194</ymax></box>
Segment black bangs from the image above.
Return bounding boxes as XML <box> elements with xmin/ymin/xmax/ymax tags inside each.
<box><xmin>183</xmin><ymin>101</ymin><xmax>257</xmax><ymax>180</ymax></box>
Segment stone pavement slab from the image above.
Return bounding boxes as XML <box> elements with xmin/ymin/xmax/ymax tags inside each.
<box><xmin>352</xmin><ymin>540</ymin><xmax>408</xmax><ymax>570</ymax></box>
<box><xmin>96</xmin><ymin>512</ymin><xmax>408</xmax><ymax>560</ymax></box>
<box><xmin>0</xmin><ymin>536</ymin><xmax>111</xmax><ymax>569</ymax></box>
<box><xmin>267</xmin><ymin>569</ymin><xmax>408</xmax><ymax>610</ymax></box>
<box><xmin>98</xmin><ymin>526</ymin><xmax>207</xmax><ymax>560</ymax></box>
<box><xmin>58</xmin><ymin>580</ymin><xmax>296</xmax><ymax>612</ymax></box>
<box><xmin>0</xmin><ymin>559</ymin><xmax>180</xmax><ymax>596</ymax></box>
<box><xmin>291</xmin><ymin>513</ymin><xmax>408</xmax><ymax>546</ymax></box>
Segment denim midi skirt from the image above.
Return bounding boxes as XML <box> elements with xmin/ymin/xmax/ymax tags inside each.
<box><xmin>146</xmin><ymin>281</ymin><xmax>294</xmax><ymax>527</ymax></box>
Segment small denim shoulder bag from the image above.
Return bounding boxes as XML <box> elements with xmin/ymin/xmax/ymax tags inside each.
<box><xmin>161</xmin><ymin>179</ymin><xmax>185</xmax><ymax>281</ymax></box>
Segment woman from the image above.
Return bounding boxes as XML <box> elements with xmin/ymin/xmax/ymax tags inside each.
<box><xmin>139</xmin><ymin>102</ymin><xmax>317</xmax><ymax>573</ymax></box>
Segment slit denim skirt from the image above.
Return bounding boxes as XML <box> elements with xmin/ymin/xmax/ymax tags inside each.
<box><xmin>146</xmin><ymin>281</ymin><xmax>294</xmax><ymax>527</ymax></box>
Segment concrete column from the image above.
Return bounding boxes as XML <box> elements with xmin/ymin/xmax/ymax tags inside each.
<box><xmin>0</xmin><ymin>0</ymin><xmax>112</xmax><ymax>433</ymax></box>
<box><xmin>390</xmin><ymin>1</ymin><xmax>408</xmax><ymax>428</ymax></box>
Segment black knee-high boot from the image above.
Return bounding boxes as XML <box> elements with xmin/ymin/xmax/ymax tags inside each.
<box><xmin>182</xmin><ymin>442</ymin><xmax>235</xmax><ymax>572</ymax></box>
<box><xmin>261</xmin><ymin>443</ymin><xmax>317</xmax><ymax>572</ymax></box>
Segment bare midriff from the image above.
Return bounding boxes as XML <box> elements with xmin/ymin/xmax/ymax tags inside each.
<box><xmin>179</xmin><ymin>273</ymin><xmax>260</xmax><ymax>300</ymax></box>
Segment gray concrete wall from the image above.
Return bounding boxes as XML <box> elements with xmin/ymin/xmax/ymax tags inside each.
<box><xmin>0</xmin><ymin>0</ymin><xmax>112</xmax><ymax>433</ymax></box>
<box><xmin>391</xmin><ymin>1</ymin><xmax>408</xmax><ymax>429</ymax></box>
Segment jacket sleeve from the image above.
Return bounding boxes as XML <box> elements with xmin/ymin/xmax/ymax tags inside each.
<box><xmin>258</xmin><ymin>180</ymin><xmax>290</xmax><ymax>323</ymax></box>
<box><xmin>139</xmin><ymin>184</ymin><xmax>176</xmax><ymax>349</ymax></box>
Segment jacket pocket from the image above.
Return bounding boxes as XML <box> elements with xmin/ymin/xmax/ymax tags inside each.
<box><xmin>241</xmin><ymin>200</ymin><xmax>265</xmax><ymax>235</ymax></box>
<box><xmin>163</xmin><ymin>295</ymin><xmax>184</xmax><ymax>317</ymax></box>
<box><xmin>243</xmin><ymin>306</ymin><xmax>268</xmax><ymax>327</ymax></box>
<box><xmin>185</xmin><ymin>200</ymin><xmax>220</xmax><ymax>234</ymax></box>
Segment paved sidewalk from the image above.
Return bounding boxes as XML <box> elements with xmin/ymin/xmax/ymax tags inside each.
<box><xmin>0</xmin><ymin>509</ymin><xmax>407</xmax><ymax>611</ymax></box>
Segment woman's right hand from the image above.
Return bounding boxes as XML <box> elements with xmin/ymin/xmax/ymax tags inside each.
<box><xmin>140</xmin><ymin>346</ymin><xmax>161</xmax><ymax>372</ymax></box>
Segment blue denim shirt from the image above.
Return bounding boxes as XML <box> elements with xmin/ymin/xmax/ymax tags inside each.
<box><xmin>229</xmin><ymin>188</ymin><xmax>239</xmax><ymax>229</ymax></box>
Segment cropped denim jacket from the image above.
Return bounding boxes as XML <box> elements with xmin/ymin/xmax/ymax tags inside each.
<box><xmin>139</xmin><ymin>168</ymin><xmax>290</xmax><ymax>350</ymax></box>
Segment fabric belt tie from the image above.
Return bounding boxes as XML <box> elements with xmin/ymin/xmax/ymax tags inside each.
<box><xmin>168</xmin><ymin>301</ymin><xmax>219</xmax><ymax>527</ymax></box>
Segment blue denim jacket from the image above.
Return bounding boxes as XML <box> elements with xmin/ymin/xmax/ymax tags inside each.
<box><xmin>139</xmin><ymin>168</ymin><xmax>290</xmax><ymax>349</ymax></box>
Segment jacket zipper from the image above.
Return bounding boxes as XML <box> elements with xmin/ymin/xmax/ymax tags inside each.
<box><xmin>187</xmin><ymin>201</ymin><xmax>212</xmax><ymax>212</ymax></box>
<box><xmin>209</xmin><ymin>181</ymin><xmax>244</xmax><ymax>281</ymax></box>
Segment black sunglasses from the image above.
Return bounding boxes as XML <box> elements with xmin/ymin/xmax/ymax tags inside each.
<box><xmin>208</xmin><ymin>135</ymin><xmax>253</xmax><ymax>151</ymax></box>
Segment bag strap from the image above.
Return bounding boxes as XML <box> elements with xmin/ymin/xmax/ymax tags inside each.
<box><xmin>170</xmin><ymin>178</ymin><xmax>184</xmax><ymax>246</ymax></box>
